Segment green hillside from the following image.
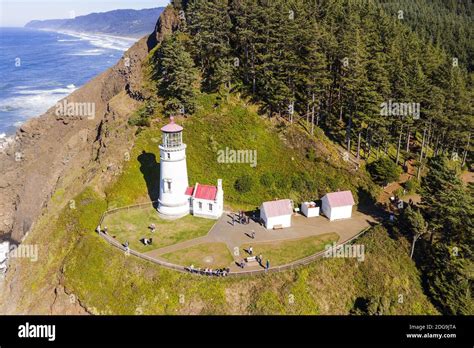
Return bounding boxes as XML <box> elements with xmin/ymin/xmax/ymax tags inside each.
<box><xmin>9</xmin><ymin>0</ymin><xmax>472</xmax><ymax>315</ymax></box>
<box><xmin>107</xmin><ymin>92</ymin><xmax>378</xmax><ymax>210</ymax></box>
<box><xmin>58</xmin><ymin>190</ymin><xmax>437</xmax><ymax>315</ymax></box>
<box><xmin>12</xmin><ymin>93</ymin><xmax>437</xmax><ymax>315</ymax></box>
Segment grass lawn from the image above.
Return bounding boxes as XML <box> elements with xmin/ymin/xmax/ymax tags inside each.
<box><xmin>241</xmin><ymin>233</ymin><xmax>339</xmax><ymax>266</ymax></box>
<box><xmin>161</xmin><ymin>242</ymin><xmax>234</xmax><ymax>268</ymax></box>
<box><xmin>102</xmin><ymin>207</ymin><xmax>216</xmax><ymax>252</ymax></box>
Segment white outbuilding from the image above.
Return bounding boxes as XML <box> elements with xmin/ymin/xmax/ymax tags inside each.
<box><xmin>321</xmin><ymin>191</ymin><xmax>355</xmax><ymax>221</ymax></box>
<box><xmin>301</xmin><ymin>201</ymin><xmax>320</xmax><ymax>218</ymax></box>
<box><xmin>185</xmin><ymin>180</ymin><xmax>224</xmax><ymax>220</ymax></box>
<box><xmin>260</xmin><ymin>199</ymin><xmax>293</xmax><ymax>229</ymax></box>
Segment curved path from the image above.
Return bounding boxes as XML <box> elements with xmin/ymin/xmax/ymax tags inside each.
<box><xmin>142</xmin><ymin>209</ymin><xmax>376</xmax><ymax>272</ymax></box>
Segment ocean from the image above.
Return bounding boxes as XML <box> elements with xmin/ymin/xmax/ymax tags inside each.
<box><xmin>0</xmin><ymin>27</ymin><xmax>137</xmax><ymax>142</ymax></box>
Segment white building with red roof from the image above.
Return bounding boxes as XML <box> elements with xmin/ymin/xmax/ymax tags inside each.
<box><xmin>260</xmin><ymin>199</ymin><xmax>293</xmax><ymax>229</ymax></box>
<box><xmin>158</xmin><ymin>117</ymin><xmax>224</xmax><ymax>219</ymax></box>
<box><xmin>321</xmin><ymin>190</ymin><xmax>355</xmax><ymax>221</ymax></box>
<box><xmin>185</xmin><ymin>180</ymin><xmax>224</xmax><ymax>219</ymax></box>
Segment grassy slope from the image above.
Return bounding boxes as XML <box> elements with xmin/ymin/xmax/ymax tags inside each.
<box><xmin>106</xmin><ymin>92</ymin><xmax>377</xmax><ymax>211</ymax></box>
<box><xmin>161</xmin><ymin>242</ymin><xmax>234</xmax><ymax>269</ymax></box>
<box><xmin>10</xmin><ymin>83</ymin><xmax>436</xmax><ymax>315</ymax></box>
<box><xmin>54</xmin><ymin>94</ymin><xmax>435</xmax><ymax>315</ymax></box>
<box><xmin>102</xmin><ymin>208</ymin><xmax>215</xmax><ymax>252</ymax></box>
<box><xmin>61</xmin><ymin>197</ymin><xmax>437</xmax><ymax>314</ymax></box>
<box><xmin>241</xmin><ymin>233</ymin><xmax>339</xmax><ymax>266</ymax></box>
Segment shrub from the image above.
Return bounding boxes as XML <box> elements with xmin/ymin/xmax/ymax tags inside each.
<box><xmin>394</xmin><ymin>187</ymin><xmax>405</xmax><ymax>198</ymax></box>
<box><xmin>291</xmin><ymin>173</ymin><xmax>305</xmax><ymax>191</ymax></box>
<box><xmin>273</xmin><ymin>172</ymin><xmax>289</xmax><ymax>190</ymax></box>
<box><xmin>306</xmin><ymin>147</ymin><xmax>317</xmax><ymax>162</ymax></box>
<box><xmin>234</xmin><ymin>174</ymin><xmax>253</xmax><ymax>193</ymax></box>
<box><xmin>260</xmin><ymin>172</ymin><xmax>274</xmax><ymax>187</ymax></box>
<box><xmin>128</xmin><ymin>100</ymin><xmax>156</xmax><ymax>127</ymax></box>
<box><xmin>367</xmin><ymin>157</ymin><xmax>402</xmax><ymax>185</ymax></box>
<box><xmin>404</xmin><ymin>179</ymin><xmax>419</xmax><ymax>194</ymax></box>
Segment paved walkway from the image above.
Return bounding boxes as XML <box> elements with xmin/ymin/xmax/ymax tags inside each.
<box><xmin>144</xmin><ymin>209</ymin><xmax>377</xmax><ymax>270</ymax></box>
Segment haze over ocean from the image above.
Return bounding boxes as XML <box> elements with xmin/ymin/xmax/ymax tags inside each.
<box><xmin>0</xmin><ymin>27</ymin><xmax>136</xmax><ymax>138</ymax></box>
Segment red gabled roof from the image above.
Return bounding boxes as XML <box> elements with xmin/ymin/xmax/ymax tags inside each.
<box><xmin>194</xmin><ymin>184</ymin><xmax>218</xmax><ymax>201</ymax></box>
<box><xmin>185</xmin><ymin>186</ymin><xmax>194</xmax><ymax>196</ymax></box>
<box><xmin>261</xmin><ymin>199</ymin><xmax>293</xmax><ymax>217</ymax></box>
<box><xmin>324</xmin><ymin>191</ymin><xmax>355</xmax><ymax>207</ymax></box>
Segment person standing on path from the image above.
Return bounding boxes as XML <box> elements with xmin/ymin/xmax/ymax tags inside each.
<box><xmin>251</xmin><ymin>231</ymin><xmax>255</xmax><ymax>239</ymax></box>
<box><xmin>266</xmin><ymin>259</ymin><xmax>270</xmax><ymax>271</ymax></box>
<box><xmin>249</xmin><ymin>246</ymin><xmax>253</xmax><ymax>255</ymax></box>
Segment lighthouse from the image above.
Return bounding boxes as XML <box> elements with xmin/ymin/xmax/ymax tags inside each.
<box><xmin>157</xmin><ymin>117</ymin><xmax>190</xmax><ymax>218</ymax></box>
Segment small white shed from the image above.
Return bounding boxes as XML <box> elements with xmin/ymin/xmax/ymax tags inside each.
<box><xmin>260</xmin><ymin>199</ymin><xmax>293</xmax><ymax>229</ymax></box>
<box><xmin>301</xmin><ymin>201</ymin><xmax>320</xmax><ymax>217</ymax></box>
<box><xmin>321</xmin><ymin>191</ymin><xmax>355</xmax><ymax>221</ymax></box>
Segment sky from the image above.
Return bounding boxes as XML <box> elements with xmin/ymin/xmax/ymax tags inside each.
<box><xmin>0</xmin><ymin>0</ymin><xmax>171</xmax><ymax>27</ymax></box>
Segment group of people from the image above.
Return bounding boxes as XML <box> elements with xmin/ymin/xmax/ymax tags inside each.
<box><xmin>140</xmin><ymin>224</ymin><xmax>157</xmax><ymax>246</ymax></box>
<box><xmin>96</xmin><ymin>225</ymin><xmax>108</xmax><ymax>234</ymax></box>
<box><xmin>237</xmin><ymin>257</ymin><xmax>270</xmax><ymax>270</ymax></box>
<box><xmin>185</xmin><ymin>265</ymin><xmax>230</xmax><ymax>277</ymax></box>
<box><xmin>237</xmin><ymin>247</ymin><xmax>270</xmax><ymax>271</ymax></box>
<box><xmin>232</xmin><ymin>211</ymin><xmax>251</xmax><ymax>226</ymax></box>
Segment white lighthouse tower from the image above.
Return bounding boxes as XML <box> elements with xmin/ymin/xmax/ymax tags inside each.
<box><xmin>157</xmin><ymin>117</ymin><xmax>190</xmax><ymax>218</ymax></box>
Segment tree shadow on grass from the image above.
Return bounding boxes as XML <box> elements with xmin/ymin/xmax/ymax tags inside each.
<box><xmin>138</xmin><ymin>151</ymin><xmax>160</xmax><ymax>208</ymax></box>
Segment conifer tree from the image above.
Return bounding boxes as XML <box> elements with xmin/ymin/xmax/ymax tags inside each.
<box><xmin>154</xmin><ymin>33</ymin><xmax>198</xmax><ymax>115</ymax></box>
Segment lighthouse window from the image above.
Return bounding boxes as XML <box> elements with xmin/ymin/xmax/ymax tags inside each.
<box><xmin>165</xmin><ymin>132</ymin><xmax>181</xmax><ymax>147</ymax></box>
<box><xmin>164</xmin><ymin>179</ymin><xmax>172</xmax><ymax>193</ymax></box>
<box><xmin>167</xmin><ymin>153</ymin><xmax>170</xmax><ymax>159</ymax></box>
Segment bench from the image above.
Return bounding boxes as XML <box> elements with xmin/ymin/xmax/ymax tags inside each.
<box><xmin>273</xmin><ymin>224</ymin><xmax>284</xmax><ymax>230</ymax></box>
<box><xmin>245</xmin><ymin>256</ymin><xmax>257</xmax><ymax>263</ymax></box>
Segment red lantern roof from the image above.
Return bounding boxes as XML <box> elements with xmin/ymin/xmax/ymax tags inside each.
<box><xmin>161</xmin><ymin>116</ymin><xmax>183</xmax><ymax>132</ymax></box>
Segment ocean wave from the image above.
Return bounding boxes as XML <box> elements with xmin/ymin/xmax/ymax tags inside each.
<box><xmin>0</xmin><ymin>133</ymin><xmax>14</xmax><ymax>152</ymax></box>
<box><xmin>58</xmin><ymin>31</ymin><xmax>136</xmax><ymax>51</ymax></box>
<box><xmin>0</xmin><ymin>86</ymin><xmax>76</xmax><ymax>117</ymax></box>
<box><xmin>67</xmin><ymin>48</ymin><xmax>105</xmax><ymax>56</ymax></box>
<box><xmin>15</xmin><ymin>86</ymin><xmax>77</xmax><ymax>95</ymax></box>
<box><xmin>57</xmin><ymin>38</ymin><xmax>81</xmax><ymax>42</ymax></box>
